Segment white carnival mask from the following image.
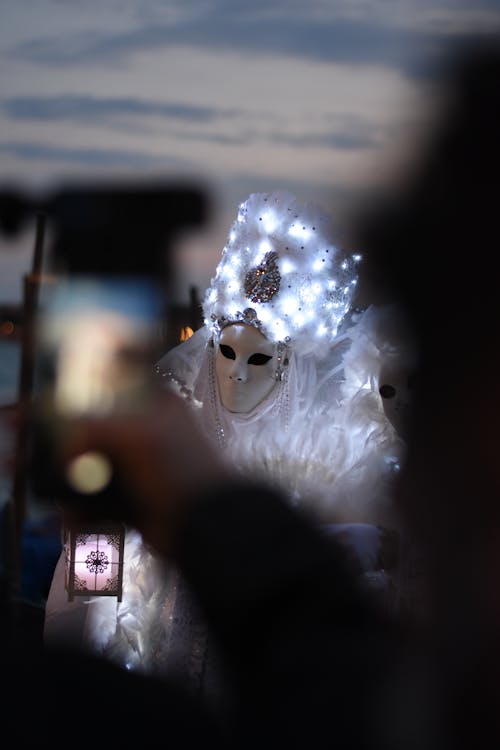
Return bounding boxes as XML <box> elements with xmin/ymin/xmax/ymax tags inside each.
<box><xmin>215</xmin><ymin>323</ymin><xmax>277</xmax><ymax>413</ymax></box>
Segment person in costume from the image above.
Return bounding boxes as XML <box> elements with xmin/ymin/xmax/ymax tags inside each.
<box><xmin>156</xmin><ymin>190</ymin><xmax>406</xmax><ymax>526</ymax></box>
<box><xmin>44</xmin><ymin>190</ymin><xmax>410</xmax><ymax>691</ymax></box>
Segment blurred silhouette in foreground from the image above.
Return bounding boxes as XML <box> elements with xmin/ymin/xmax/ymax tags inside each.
<box><xmin>354</xmin><ymin>38</ymin><xmax>500</xmax><ymax>749</ymax></box>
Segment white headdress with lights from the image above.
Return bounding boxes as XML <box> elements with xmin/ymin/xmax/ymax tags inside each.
<box><xmin>202</xmin><ymin>190</ymin><xmax>360</xmax><ymax>359</ymax></box>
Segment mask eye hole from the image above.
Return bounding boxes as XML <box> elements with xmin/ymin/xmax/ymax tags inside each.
<box><xmin>219</xmin><ymin>344</ymin><xmax>236</xmax><ymax>360</ymax></box>
<box><xmin>379</xmin><ymin>384</ymin><xmax>396</xmax><ymax>399</ymax></box>
<box><xmin>248</xmin><ymin>353</ymin><xmax>273</xmax><ymax>366</ymax></box>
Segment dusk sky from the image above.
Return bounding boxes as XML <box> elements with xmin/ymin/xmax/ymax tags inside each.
<box><xmin>1</xmin><ymin>0</ymin><xmax>499</xmax><ymax>305</ymax></box>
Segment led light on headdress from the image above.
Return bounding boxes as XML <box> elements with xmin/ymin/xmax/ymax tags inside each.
<box><xmin>202</xmin><ymin>190</ymin><xmax>361</xmax><ymax>358</ymax></box>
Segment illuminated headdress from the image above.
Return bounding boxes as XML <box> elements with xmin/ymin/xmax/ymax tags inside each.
<box><xmin>202</xmin><ymin>190</ymin><xmax>361</xmax><ymax>359</ymax></box>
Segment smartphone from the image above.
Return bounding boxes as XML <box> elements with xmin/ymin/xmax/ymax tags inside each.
<box><xmin>28</xmin><ymin>273</ymin><xmax>164</xmax><ymax>516</ymax></box>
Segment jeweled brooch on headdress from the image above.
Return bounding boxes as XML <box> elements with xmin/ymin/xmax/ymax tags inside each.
<box><xmin>244</xmin><ymin>251</ymin><xmax>281</xmax><ymax>303</ymax></box>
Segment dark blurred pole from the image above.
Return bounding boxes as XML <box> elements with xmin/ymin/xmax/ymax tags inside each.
<box><xmin>189</xmin><ymin>284</ymin><xmax>203</xmax><ymax>330</ymax></box>
<box><xmin>8</xmin><ymin>211</ymin><xmax>46</xmax><ymax>596</ymax></box>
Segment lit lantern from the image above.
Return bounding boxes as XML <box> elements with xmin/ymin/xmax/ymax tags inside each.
<box><xmin>64</xmin><ymin>520</ymin><xmax>125</xmax><ymax>601</ymax></box>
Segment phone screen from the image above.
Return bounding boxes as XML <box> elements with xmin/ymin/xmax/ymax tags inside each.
<box><xmin>30</xmin><ymin>274</ymin><xmax>164</xmax><ymax>503</ymax></box>
<box><xmin>36</xmin><ymin>276</ymin><xmax>163</xmax><ymax>416</ymax></box>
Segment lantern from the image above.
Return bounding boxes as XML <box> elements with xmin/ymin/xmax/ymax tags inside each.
<box><xmin>64</xmin><ymin>520</ymin><xmax>125</xmax><ymax>601</ymax></box>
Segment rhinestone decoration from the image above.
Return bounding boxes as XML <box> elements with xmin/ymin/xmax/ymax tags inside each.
<box><xmin>153</xmin><ymin>363</ymin><xmax>202</xmax><ymax>407</ymax></box>
<box><xmin>275</xmin><ymin>339</ymin><xmax>290</xmax><ymax>381</ymax></box>
<box><xmin>212</xmin><ymin>307</ymin><xmax>266</xmax><ymax>340</ymax></box>
<box><xmin>241</xmin><ymin>307</ymin><xmax>257</xmax><ymax>323</ymax></box>
<box><xmin>244</xmin><ymin>251</ymin><xmax>281</xmax><ymax>303</ymax></box>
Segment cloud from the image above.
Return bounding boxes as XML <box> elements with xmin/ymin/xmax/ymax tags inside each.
<box><xmin>0</xmin><ymin>95</ymin><xmax>235</xmax><ymax>123</ymax></box>
<box><xmin>267</xmin><ymin>129</ymin><xmax>380</xmax><ymax>151</ymax></box>
<box><xmin>9</xmin><ymin>8</ymin><xmax>499</xmax><ymax>80</ymax></box>
<box><xmin>0</xmin><ymin>141</ymin><xmax>188</xmax><ymax>168</ymax></box>
<box><xmin>167</xmin><ymin>125</ymin><xmax>380</xmax><ymax>151</ymax></box>
<box><xmin>0</xmin><ymin>95</ymin><xmax>382</xmax><ymax>152</ymax></box>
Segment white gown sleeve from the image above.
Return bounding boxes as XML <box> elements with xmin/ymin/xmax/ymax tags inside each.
<box><xmin>44</xmin><ymin>547</ymin><xmax>117</xmax><ymax>653</ymax></box>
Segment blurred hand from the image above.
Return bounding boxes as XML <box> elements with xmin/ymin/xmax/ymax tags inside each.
<box><xmin>60</xmin><ymin>390</ymin><xmax>230</xmax><ymax>557</ymax></box>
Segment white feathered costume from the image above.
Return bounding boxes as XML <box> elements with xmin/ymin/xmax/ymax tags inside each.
<box><xmin>44</xmin><ymin>190</ymin><xmax>408</xmax><ymax>684</ymax></box>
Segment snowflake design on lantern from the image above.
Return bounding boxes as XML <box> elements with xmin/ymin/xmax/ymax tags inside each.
<box><xmin>86</xmin><ymin>550</ymin><xmax>109</xmax><ymax>574</ymax></box>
